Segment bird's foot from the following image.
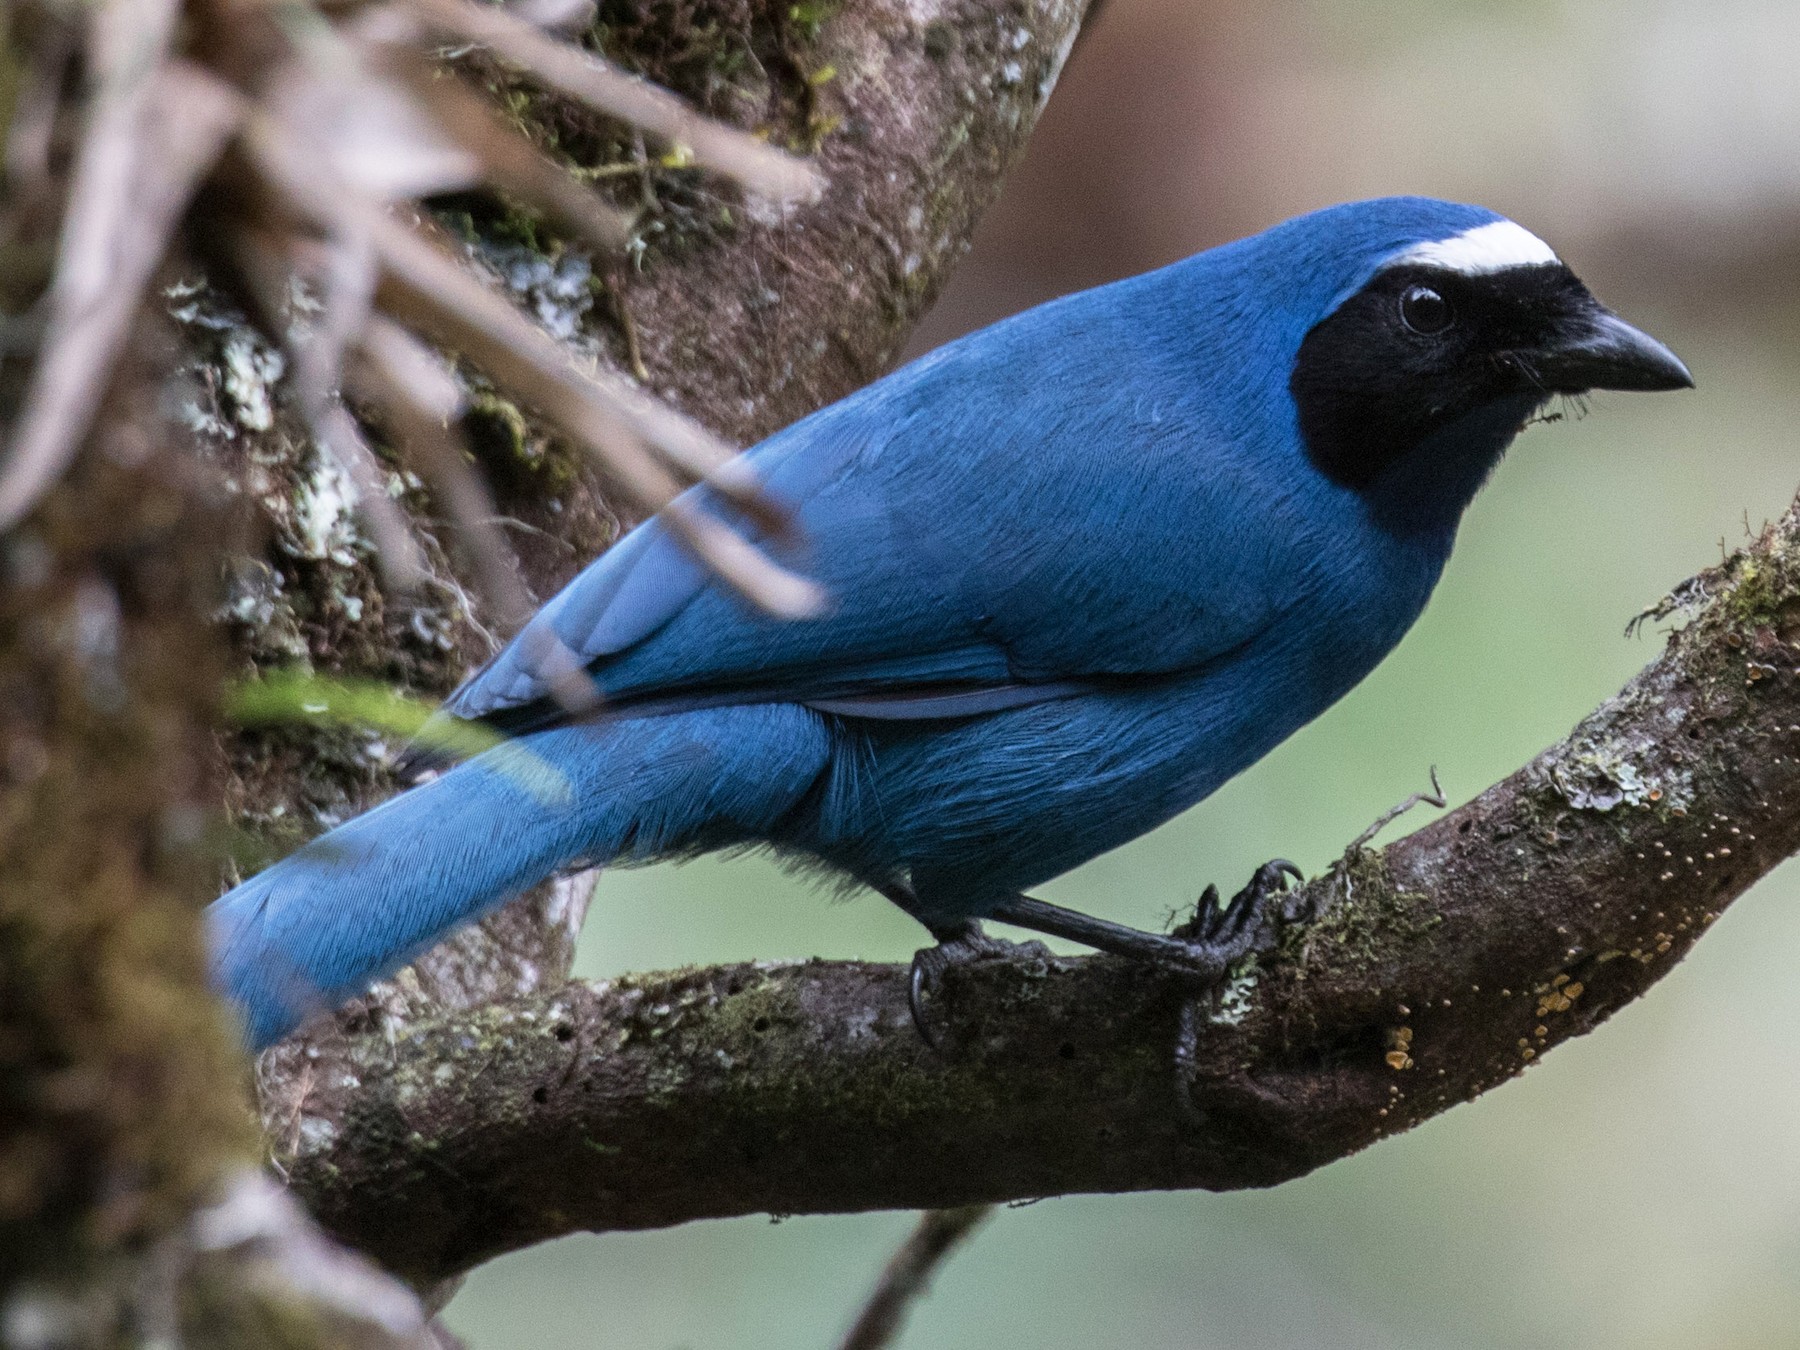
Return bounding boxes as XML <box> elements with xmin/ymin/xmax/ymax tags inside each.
<box><xmin>1168</xmin><ymin>858</ymin><xmax>1307</xmax><ymax>978</ymax></box>
<box><xmin>909</xmin><ymin>922</ymin><xmax>1052</xmax><ymax>1050</ymax></box>
<box><xmin>985</xmin><ymin>861</ymin><xmax>1306</xmax><ymax>996</ymax></box>
<box><xmin>1167</xmin><ymin>860</ymin><xmax>1303</xmax><ymax>1130</ymax></box>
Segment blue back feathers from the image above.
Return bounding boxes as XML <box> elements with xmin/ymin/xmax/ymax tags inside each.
<box><xmin>451</xmin><ymin>197</ymin><xmax>1509</xmax><ymax>727</ymax></box>
<box><xmin>209</xmin><ymin>197</ymin><xmax>1606</xmax><ymax>1046</ymax></box>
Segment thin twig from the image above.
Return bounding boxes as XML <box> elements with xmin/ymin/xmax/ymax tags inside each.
<box><xmin>224</xmin><ymin>224</ymin><xmax>430</xmax><ymax>592</ymax></box>
<box><xmin>1347</xmin><ymin>765</ymin><xmax>1447</xmax><ymax>852</ymax></box>
<box><xmin>371</xmin><ymin>40</ymin><xmax>634</xmax><ymax>254</ymax></box>
<box><xmin>238</xmin><ymin>111</ymin><xmax>819</xmax><ymax>614</ymax></box>
<box><xmin>837</xmin><ymin>1207</ymin><xmax>994</xmax><ymax>1350</ymax></box>
<box><xmin>351</xmin><ymin>324</ymin><xmax>603</xmax><ymax>718</ymax></box>
<box><xmin>610</xmin><ymin>280</ymin><xmax>650</xmax><ymax>382</ymax></box>
<box><xmin>348</xmin><ymin>319</ymin><xmax>531</xmax><ymax>624</ymax></box>
<box><xmin>0</xmin><ymin>50</ymin><xmax>242</xmax><ymax>530</ymax></box>
<box><xmin>396</xmin><ymin>0</ymin><xmax>824</xmax><ymax>205</ymax></box>
<box><xmin>349</xmin><ymin>316</ymin><xmax>602</xmax><ymax>717</ymax></box>
<box><xmin>315</xmin><ymin>399</ymin><xmax>433</xmax><ymax>591</ymax></box>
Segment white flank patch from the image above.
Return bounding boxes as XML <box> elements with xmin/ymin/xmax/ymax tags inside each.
<box><xmin>1389</xmin><ymin>219</ymin><xmax>1559</xmax><ymax>275</ymax></box>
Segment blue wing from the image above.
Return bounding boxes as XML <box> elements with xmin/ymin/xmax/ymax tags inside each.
<box><xmin>446</xmin><ymin>282</ymin><xmax>1302</xmax><ymax>733</ymax></box>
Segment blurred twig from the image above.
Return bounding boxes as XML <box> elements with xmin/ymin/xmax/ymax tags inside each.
<box><xmin>0</xmin><ymin>0</ymin><xmax>827</xmax><ymax>619</ymax></box>
<box><xmin>394</xmin><ymin>0</ymin><xmax>822</xmax><ymax>205</ymax></box>
<box><xmin>837</xmin><ymin>1207</ymin><xmax>994</xmax><ymax>1350</ymax></box>
<box><xmin>0</xmin><ymin>46</ymin><xmax>241</xmax><ymax>529</ymax></box>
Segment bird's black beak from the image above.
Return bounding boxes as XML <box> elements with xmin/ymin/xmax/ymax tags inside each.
<box><xmin>1532</xmin><ymin>298</ymin><xmax>1694</xmax><ymax>394</ymax></box>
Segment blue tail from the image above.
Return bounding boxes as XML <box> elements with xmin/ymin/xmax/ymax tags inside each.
<box><xmin>208</xmin><ymin>705</ymin><xmax>832</xmax><ymax>1047</ymax></box>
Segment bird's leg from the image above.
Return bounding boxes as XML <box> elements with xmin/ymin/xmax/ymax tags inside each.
<box><xmin>908</xmin><ymin>919</ymin><xmax>1052</xmax><ymax>1048</ymax></box>
<box><xmin>894</xmin><ymin>862</ymin><xmax>1303</xmax><ymax>1048</ymax></box>
<box><xmin>882</xmin><ymin>882</ymin><xmax>1051</xmax><ymax>1047</ymax></box>
<box><xmin>989</xmin><ymin>859</ymin><xmax>1305</xmax><ymax>990</ymax></box>
<box><xmin>991</xmin><ymin>864</ymin><xmax>1302</xmax><ymax>1129</ymax></box>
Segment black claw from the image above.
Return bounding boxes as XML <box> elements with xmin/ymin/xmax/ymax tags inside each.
<box><xmin>1192</xmin><ymin>883</ymin><xmax>1223</xmax><ymax>942</ymax></box>
<box><xmin>1175</xmin><ymin>858</ymin><xmax>1308</xmax><ymax>978</ymax></box>
<box><xmin>1229</xmin><ymin>858</ymin><xmax>1300</xmax><ymax>930</ymax></box>
<box><xmin>908</xmin><ymin>952</ymin><xmax>941</xmax><ymax>1049</ymax></box>
<box><xmin>907</xmin><ymin>925</ymin><xmax>1050</xmax><ymax>1050</ymax></box>
<box><xmin>1219</xmin><ymin>884</ymin><xmax>1257</xmax><ymax>934</ymax></box>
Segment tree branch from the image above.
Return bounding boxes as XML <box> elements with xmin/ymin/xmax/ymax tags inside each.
<box><xmin>269</xmin><ymin>486</ymin><xmax>1800</xmax><ymax>1288</ymax></box>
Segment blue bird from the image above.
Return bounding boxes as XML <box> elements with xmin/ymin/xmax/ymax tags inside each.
<box><xmin>209</xmin><ymin>196</ymin><xmax>1693</xmax><ymax>1049</ymax></box>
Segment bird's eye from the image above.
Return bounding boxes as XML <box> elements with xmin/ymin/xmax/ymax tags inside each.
<box><xmin>1399</xmin><ymin>285</ymin><xmax>1454</xmax><ymax>336</ymax></box>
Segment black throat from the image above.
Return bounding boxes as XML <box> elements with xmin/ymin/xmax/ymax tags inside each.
<box><xmin>1290</xmin><ymin>262</ymin><xmax>1584</xmax><ymax>494</ymax></box>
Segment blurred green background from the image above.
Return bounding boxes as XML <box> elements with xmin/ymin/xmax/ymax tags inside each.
<box><xmin>446</xmin><ymin>0</ymin><xmax>1800</xmax><ymax>1345</ymax></box>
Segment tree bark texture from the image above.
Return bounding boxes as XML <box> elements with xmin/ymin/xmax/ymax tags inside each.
<box><xmin>0</xmin><ymin>321</ymin><xmax>439</xmax><ymax>1346</ymax></box>
<box><xmin>269</xmin><ymin>487</ymin><xmax>1800</xmax><ymax>1288</ymax></box>
<box><xmin>0</xmin><ymin>320</ymin><xmax>256</xmax><ymax>1284</ymax></box>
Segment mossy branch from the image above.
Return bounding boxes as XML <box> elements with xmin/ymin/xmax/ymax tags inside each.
<box><xmin>267</xmin><ymin>486</ymin><xmax>1800</xmax><ymax>1288</ymax></box>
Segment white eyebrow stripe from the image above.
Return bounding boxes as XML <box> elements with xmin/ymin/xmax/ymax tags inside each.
<box><xmin>1387</xmin><ymin>220</ymin><xmax>1560</xmax><ymax>275</ymax></box>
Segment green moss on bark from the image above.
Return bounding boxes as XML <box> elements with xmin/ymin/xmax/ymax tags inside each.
<box><xmin>0</xmin><ymin>396</ymin><xmax>255</xmax><ymax>1286</ymax></box>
